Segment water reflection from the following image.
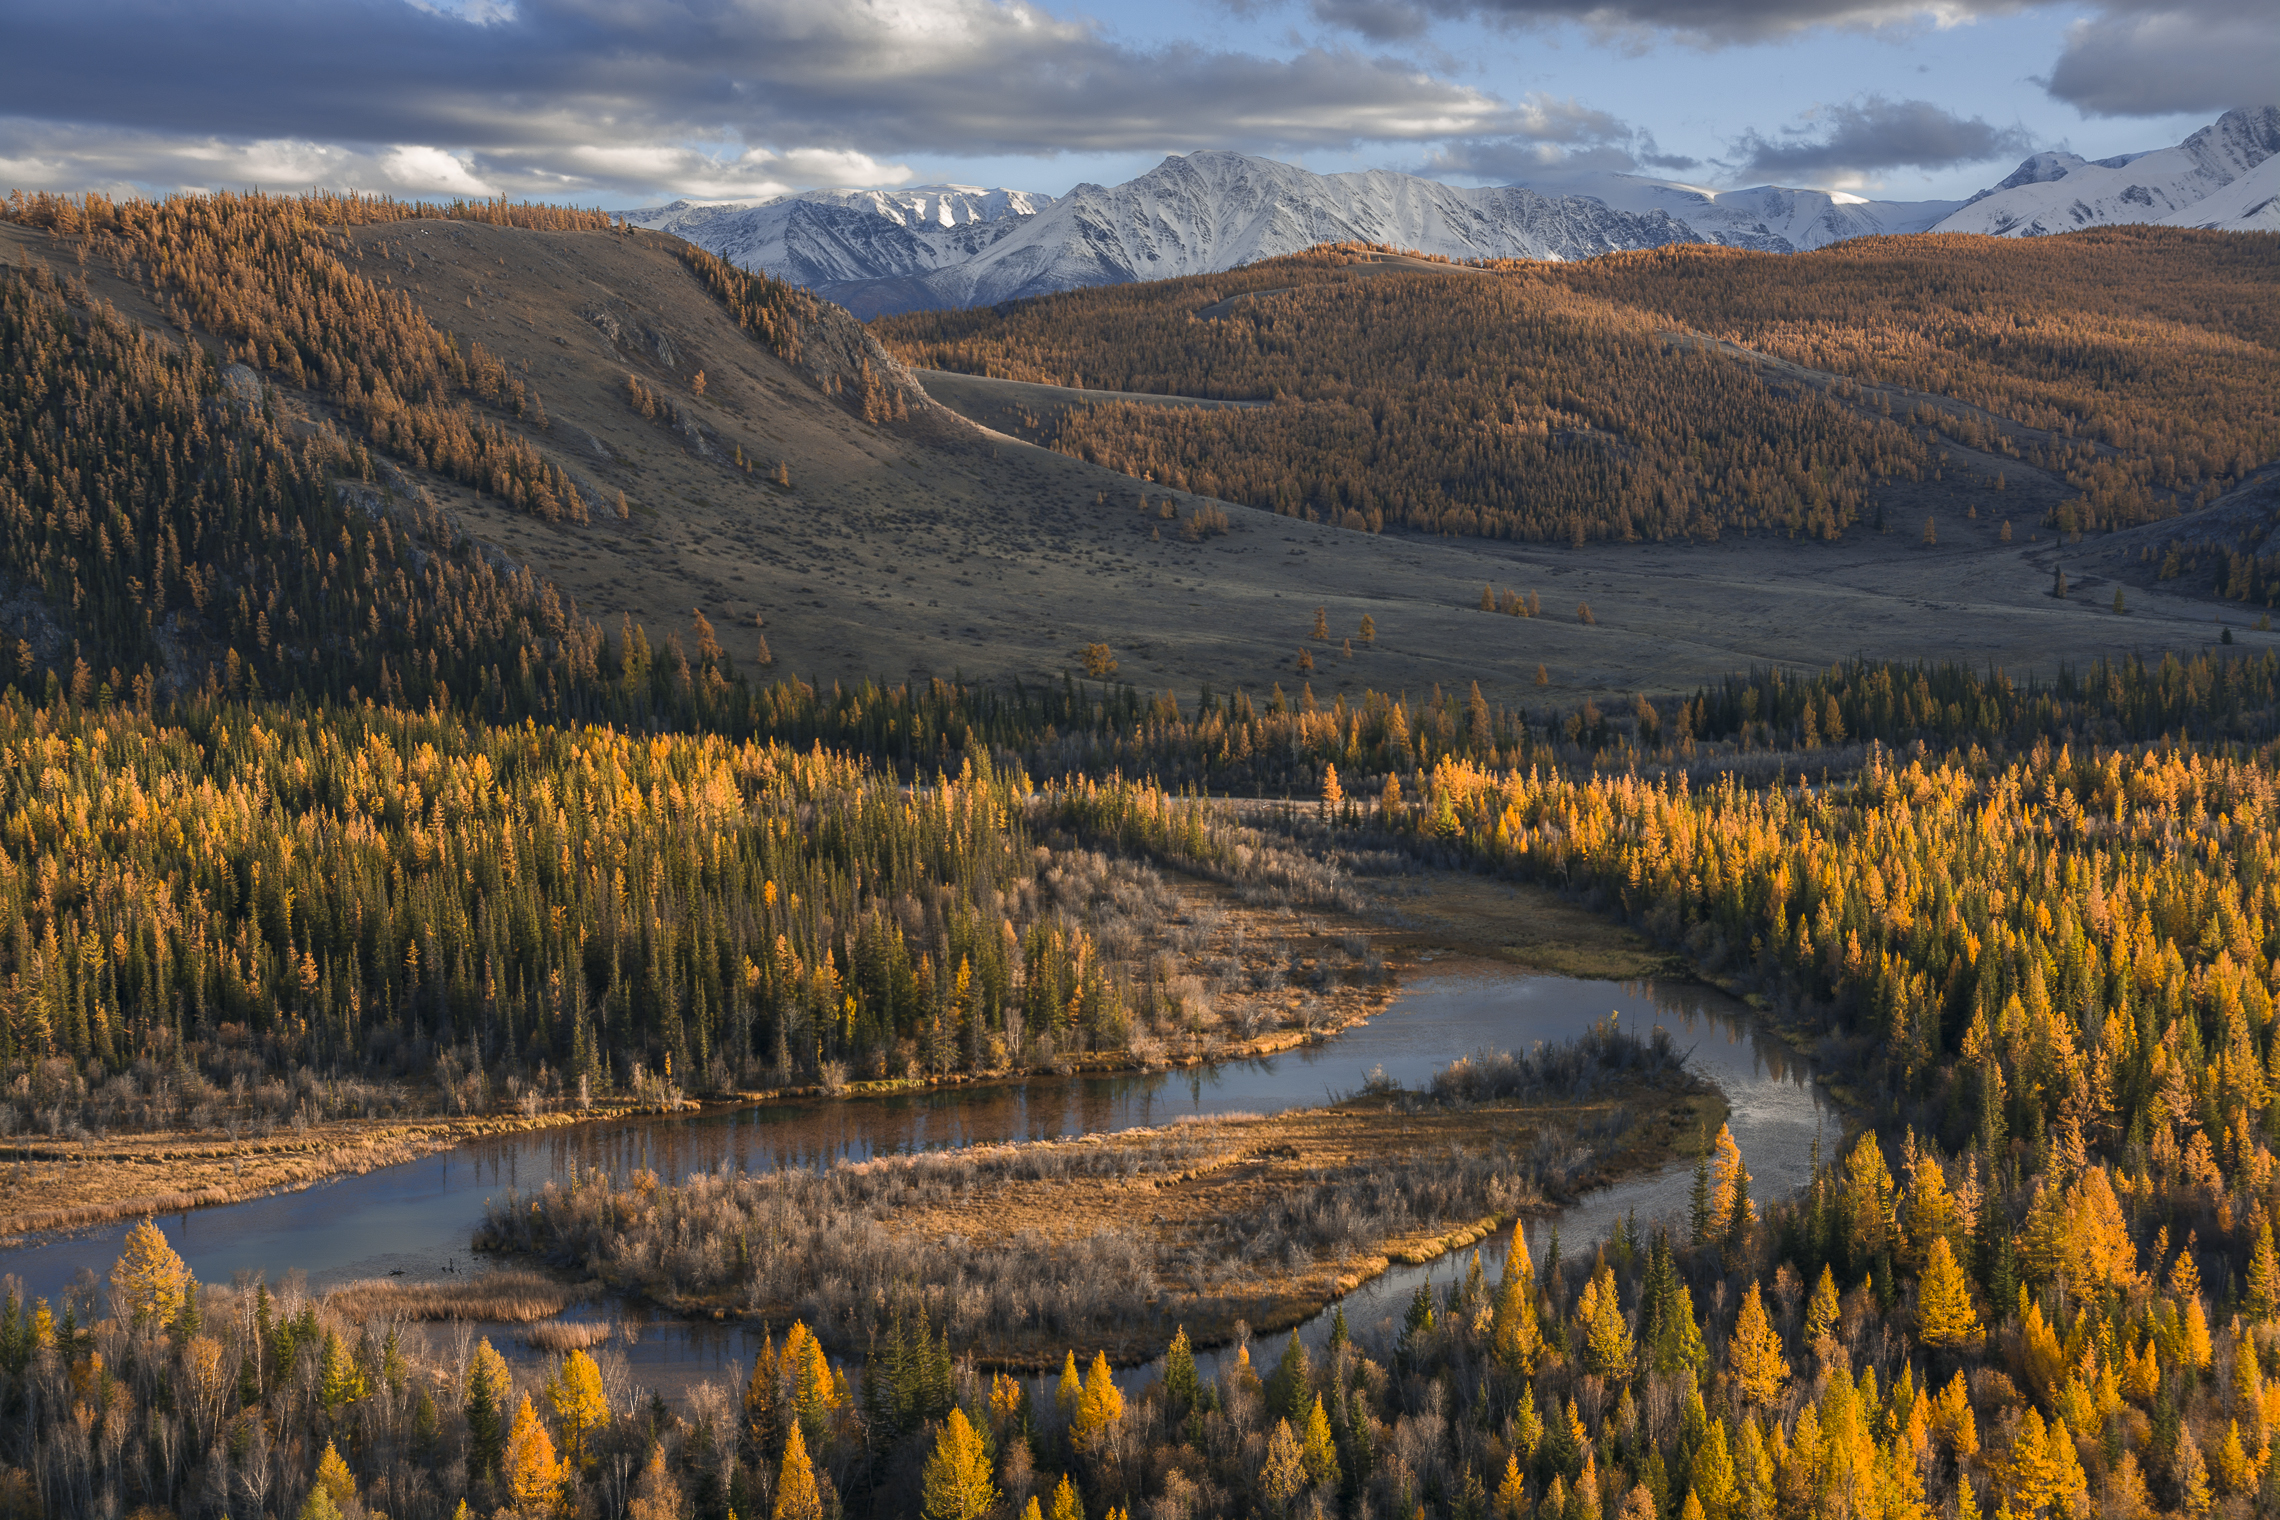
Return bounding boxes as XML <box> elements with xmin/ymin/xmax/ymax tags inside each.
<box><xmin>0</xmin><ymin>966</ymin><xmax>1827</xmax><ymax>1397</ymax></box>
<box><xmin>1172</xmin><ymin>969</ymin><xmax>1831</xmax><ymax>1394</ymax></box>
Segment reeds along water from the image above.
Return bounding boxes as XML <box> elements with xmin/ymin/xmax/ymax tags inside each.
<box><xmin>324</xmin><ymin>1269</ymin><xmax>578</xmax><ymax>1324</ymax></box>
<box><xmin>523</xmin><ymin>1319</ymin><xmax>613</xmax><ymax>1352</ymax></box>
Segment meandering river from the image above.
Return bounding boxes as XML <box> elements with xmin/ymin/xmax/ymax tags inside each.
<box><xmin>0</xmin><ymin>961</ymin><xmax>1831</xmax><ymax>1391</ymax></box>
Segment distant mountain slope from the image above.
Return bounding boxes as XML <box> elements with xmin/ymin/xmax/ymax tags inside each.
<box><xmin>810</xmin><ymin>152</ymin><xmax>1703</xmax><ymax>316</ymax></box>
<box><xmin>2159</xmin><ymin>149</ymin><xmax>2280</xmax><ymax>230</ymax></box>
<box><xmin>1931</xmin><ymin>105</ymin><xmax>2280</xmax><ymax>236</ymax></box>
<box><xmin>1525</xmin><ymin>176</ymin><xmax>1960</xmax><ymax>252</ymax></box>
<box><xmin>628</xmin><ymin>185</ymin><xmax>1052</xmax><ymax>289</ymax></box>
<box><xmin>639</xmin><ymin>108</ymin><xmax>2276</xmax><ymax>315</ymax></box>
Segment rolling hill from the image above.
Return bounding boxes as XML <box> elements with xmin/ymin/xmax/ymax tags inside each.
<box><xmin>2</xmin><ymin>196</ymin><xmax>2268</xmax><ymax>720</ymax></box>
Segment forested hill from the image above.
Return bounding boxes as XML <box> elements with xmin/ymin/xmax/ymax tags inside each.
<box><xmin>0</xmin><ymin>189</ymin><xmax>949</xmax><ymax>707</ymax></box>
<box><xmin>876</xmin><ymin>230</ymin><xmax>2280</xmax><ymax>546</ymax></box>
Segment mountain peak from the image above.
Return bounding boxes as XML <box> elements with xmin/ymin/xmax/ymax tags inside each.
<box><xmin>1936</xmin><ymin>101</ymin><xmax>2280</xmax><ymax>236</ymax></box>
<box><xmin>637</xmin><ymin>108</ymin><xmax>2273</xmax><ymax>317</ymax></box>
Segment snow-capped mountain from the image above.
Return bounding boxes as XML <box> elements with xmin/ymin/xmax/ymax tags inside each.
<box><xmin>638</xmin><ymin>108</ymin><xmax>2276</xmax><ymax>316</ymax></box>
<box><xmin>811</xmin><ymin>151</ymin><xmax>1698</xmax><ymax>316</ymax></box>
<box><xmin>626</xmin><ymin>185</ymin><xmax>1053</xmax><ymax>290</ymax></box>
<box><xmin>1930</xmin><ymin>106</ymin><xmax>2280</xmax><ymax>237</ymax></box>
<box><xmin>2162</xmin><ymin>152</ymin><xmax>2280</xmax><ymax>231</ymax></box>
<box><xmin>1519</xmin><ymin>175</ymin><xmax>1961</xmax><ymax>252</ymax></box>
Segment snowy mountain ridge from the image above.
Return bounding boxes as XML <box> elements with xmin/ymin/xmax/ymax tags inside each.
<box><xmin>1931</xmin><ymin>105</ymin><xmax>2280</xmax><ymax>236</ymax></box>
<box><xmin>627</xmin><ymin>185</ymin><xmax>1055</xmax><ymax>290</ymax></box>
<box><xmin>822</xmin><ymin>151</ymin><xmax>1707</xmax><ymax>317</ymax></box>
<box><xmin>635</xmin><ymin>107</ymin><xmax>2277</xmax><ymax>316</ymax></box>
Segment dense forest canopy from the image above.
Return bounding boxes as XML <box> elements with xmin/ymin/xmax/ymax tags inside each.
<box><xmin>875</xmin><ymin>231</ymin><xmax>2280</xmax><ymax>544</ymax></box>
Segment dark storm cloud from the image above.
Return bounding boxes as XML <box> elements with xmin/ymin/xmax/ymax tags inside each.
<box><xmin>1730</xmin><ymin>97</ymin><xmax>2034</xmax><ymax>176</ymax></box>
<box><xmin>1289</xmin><ymin>0</ymin><xmax>2274</xmax><ymax>120</ymax></box>
<box><xmin>2043</xmin><ymin>0</ymin><xmax>2280</xmax><ymax>116</ymax></box>
<box><xmin>0</xmin><ymin>0</ymin><xmax>1524</xmax><ymax>197</ymax></box>
<box><xmin>1296</xmin><ymin>0</ymin><xmax>2035</xmax><ymax>47</ymax></box>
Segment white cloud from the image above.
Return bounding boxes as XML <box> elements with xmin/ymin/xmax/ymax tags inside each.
<box><xmin>381</xmin><ymin>146</ymin><xmax>497</xmax><ymax>197</ymax></box>
<box><xmin>0</xmin><ymin>0</ymin><xmax>1552</xmax><ymax>202</ymax></box>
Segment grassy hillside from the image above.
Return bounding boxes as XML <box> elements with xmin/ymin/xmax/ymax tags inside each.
<box><xmin>877</xmin><ymin>231</ymin><xmax>2280</xmax><ymax>550</ymax></box>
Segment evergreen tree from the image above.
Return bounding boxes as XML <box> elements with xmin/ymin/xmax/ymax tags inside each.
<box><xmin>464</xmin><ymin>1337</ymin><xmax>509</xmax><ymax>1477</ymax></box>
<box><xmin>1690</xmin><ymin>1156</ymin><xmax>1715</xmax><ymax>1245</ymax></box>
<box><xmin>2246</xmin><ymin>1219</ymin><xmax>2280</xmax><ymax>1322</ymax></box>
<box><xmin>1164</xmin><ymin>1326</ymin><xmax>1198</xmax><ymax>1414</ymax></box>
<box><xmin>318</xmin><ymin>1331</ymin><xmax>366</xmax><ymax>1416</ymax></box>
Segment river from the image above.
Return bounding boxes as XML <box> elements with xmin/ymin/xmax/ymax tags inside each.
<box><xmin>0</xmin><ymin>961</ymin><xmax>1831</xmax><ymax>1393</ymax></box>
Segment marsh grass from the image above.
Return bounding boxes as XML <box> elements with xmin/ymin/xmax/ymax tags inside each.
<box><xmin>325</xmin><ymin>1269</ymin><xmax>582</xmax><ymax>1324</ymax></box>
<box><xmin>523</xmin><ymin>1319</ymin><xmax>614</xmax><ymax>1352</ymax></box>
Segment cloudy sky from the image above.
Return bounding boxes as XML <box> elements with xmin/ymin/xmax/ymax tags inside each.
<box><xmin>0</xmin><ymin>0</ymin><xmax>2267</xmax><ymax>209</ymax></box>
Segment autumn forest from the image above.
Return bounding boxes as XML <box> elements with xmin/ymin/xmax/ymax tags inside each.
<box><xmin>0</xmin><ymin>185</ymin><xmax>2275</xmax><ymax>1520</ymax></box>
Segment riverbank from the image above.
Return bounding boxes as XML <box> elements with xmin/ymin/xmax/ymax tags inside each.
<box><xmin>0</xmin><ymin>864</ymin><xmax>1694</xmax><ymax>1253</ymax></box>
<box><xmin>0</xmin><ymin>1106</ymin><xmax>627</xmax><ymax>1245</ymax></box>
<box><xmin>481</xmin><ymin>1030</ymin><xmax>1724</xmax><ymax>1371</ymax></box>
<box><xmin>0</xmin><ymin>862</ymin><xmax>1425</xmax><ymax>1246</ymax></box>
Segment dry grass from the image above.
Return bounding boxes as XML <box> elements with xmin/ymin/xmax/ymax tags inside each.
<box><xmin>1364</xmin><ymin>871</ymin><xmax>1679</xmax><ymax>980</ymax></box>
<box><xmin>523</xmin><ymin>1320</ymin><xmax>614</xmax><ymax>1352</ymax></box>
<box><xmin>873</xmin><ymin>1069</ymin><xmax>1720</xmax><ymax>1361</ymax></box>
<box><xmin>325</xmin><ymin>1269</ymin><xmax>588</xmax><ymax>1324</ymax></box>
<box><xmin>0</xmin><ymin>1107</ymin><xmax>609</xmax><ymax>1243</ymax></box>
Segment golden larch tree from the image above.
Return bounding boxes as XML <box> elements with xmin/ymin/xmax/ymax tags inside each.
<box><xmin>772</xmin><ymin>1423</ymin><xmax>822</xmax><ymax>1520</ymax></box>
<box><xmin>1302</xmin><ymin>1394</ymin><xmax>1339</xmax><ymax>1488</ymax></box>
<box><xmin>547</xmin><ymin>1348</ymin><xmax>608</xmax><ymax>1466</ymax></box>
<box><xmin>1260</xmin><ymin>1418</ymin><xmax>1308</xmax><ymax>1512</ymax></box>
<box><xmin>2246</xmin><ymin>1219</ymin><xmax>2280</xmax><ymax>1321</ymax></box>
<box><xmin>1803</xmin><ymin>1265</ymin><xmax>1840</xmax><ymax>1351</ymax></box>
<box><xmin>502</xmin><ymin>1395</ymin><xmax>565</xmax><ymax>1517</ymax></box>
<box><xmin>1072</xmin><ymin>1350</ymin><xmax>1125</xmax><ymax>1454</ymax></box>
<box><xmin>1495</xmin><ymin>1454</ymin><xmax>1528</xmax><ymax>1520</ymax></box>
<box><xmin>110</xmin><ymin>1218</ymin><xmax>191</xmax><ymax>1330</ymax></box>
<box><xmin>313</xmin><ymin>1442</ymin><xmax>356</xmax><ymax>1512</ymax></box>
<box><xmin>1726</xmin><ymin>1282</ymin><xmax>1789</xmax><ymax>1408</ymax></box>
<box><xmin>1707</xmin><ymin>1125</ymin><xmax>1750</xmax><ymax>1229</ymax></box>
<box><xmin>1917</xmin><ymin>1236</ymin><xmax>1983</xmax><ymax>1349</ymax></box>
<box><xmin>921</xmin><ymin>1407</ymin><xmax>999</xmax><ymax>1520</ymax></box>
